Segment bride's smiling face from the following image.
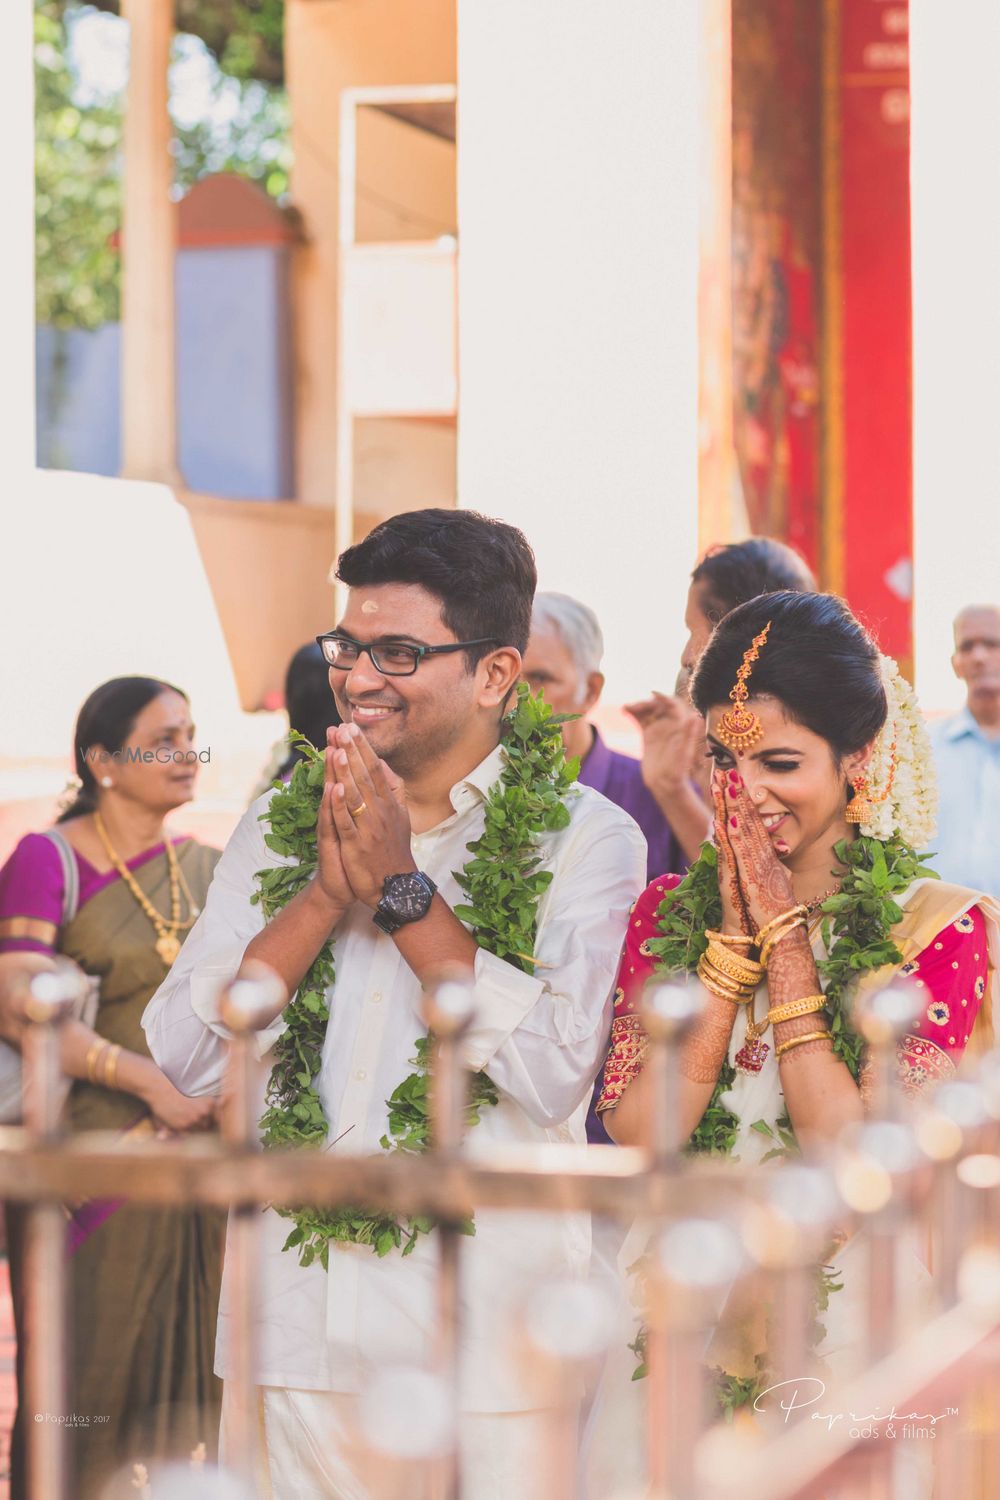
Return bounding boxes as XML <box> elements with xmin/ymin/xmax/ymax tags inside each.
<box><xmin>705</xmin><ymin>695</ymin><xmax>873</xmax><ymax>864</ymax></box>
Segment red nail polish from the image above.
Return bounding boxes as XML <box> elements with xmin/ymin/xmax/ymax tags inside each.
<box><xmin>728</xmin><ymin>786</ymin><xmax>740</xmax><ymax>799</ymax></box>
<box><xmin>729</xmin><ymin>817</ymin><xmax>738</xmax><ymax>829</ymax></box>
<box><xmin>728</xmin><ymin>770</ymin><xmax>740</xmax><ymax>783</ymax></box>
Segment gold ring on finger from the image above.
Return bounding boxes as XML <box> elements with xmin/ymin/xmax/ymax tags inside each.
<box><xmin>349</xmin><ymin>801</ymin><xmax>368</xmax><ymax>818</ymax></box>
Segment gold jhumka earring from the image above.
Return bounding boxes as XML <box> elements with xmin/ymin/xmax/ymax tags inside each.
<box><xmin>715</xmin><ymin>622</ymin><xmax>772</xmax><ymax>755</ymax></box>
<box><xmin>845</xmin><ymin>734</ymin><xmax>898</xmax><ymax>825</ymax></box>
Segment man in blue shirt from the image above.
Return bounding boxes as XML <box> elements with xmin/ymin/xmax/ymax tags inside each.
<box><xmin>928</xmin><ymin>605</ymin><xmax>1000</xmax><ymax>896</ymax></box>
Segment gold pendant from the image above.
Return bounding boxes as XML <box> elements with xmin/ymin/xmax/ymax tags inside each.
<box><xmin>156</xmin><ymin>933</ymin><xmax>181</xmax><ymax>966</ymax></box>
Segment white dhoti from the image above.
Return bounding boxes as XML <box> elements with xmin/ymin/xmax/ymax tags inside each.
<box><xmin>221</xmin><ymin>1382</ymin><xmax>562</xmax><ymax>1500</ymax></box>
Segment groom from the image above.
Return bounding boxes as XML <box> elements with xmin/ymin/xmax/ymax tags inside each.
<box><xmin>144</xmin><ymin>507</ymin><xmax>645</xmax><ymax>1497</ymax></box>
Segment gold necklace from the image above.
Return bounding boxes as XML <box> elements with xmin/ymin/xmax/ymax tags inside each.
<box><xmin>93</xmin><ymin>814</ymin><xmax>196</xmax><ymax>966</ymax></box>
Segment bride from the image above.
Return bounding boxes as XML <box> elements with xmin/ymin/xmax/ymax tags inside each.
<box><xmin>589</xmin><ymin>590</ymin><xmax>997</xmax><ymax>1491</ymax></box>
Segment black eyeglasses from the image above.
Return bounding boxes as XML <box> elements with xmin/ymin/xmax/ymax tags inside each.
<box><xmin>316</xmin><ymin>632</ymin><xmax>499</xmax><ymax>677</ymax></box>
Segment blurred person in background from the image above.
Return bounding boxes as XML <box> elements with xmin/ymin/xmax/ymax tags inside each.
<box><xmin>522</xmin><ymin>593</ymin><xmax>699</xmax><ymax>878</ymax></box>
<box><xmin>624</xmin><ymin>536</ymin><xmax>816</xmax><ymax>825</ymax></box>
<box><xmin>0</xmin><ymin>677</ymin><xmax>223</xmax><ymax>1500</ymax></box>
<box><xmin>928</xmin><ymin>604</ymin><xmax>1000</xmax><ymax>896</ymax></box>
<box><xmin>251</xmin><ymin>641</ymin><xmax>343</xmax><ymax>799</ymax></box>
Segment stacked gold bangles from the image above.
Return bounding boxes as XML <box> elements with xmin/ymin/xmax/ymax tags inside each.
<box><xmin>754</xmin><ymin>905</ymin><xmax>808</xmax><ymax>967</ymax></box>
<box><xmin>697</xmin><ymin>931</ymin><xmax>765</xmax><ymax>1005</ymax></box>
<box><xmin>696</xmin><ymin>906</ymin><xmax>836</xmax><ymax>1062</ymax></box>
<box><xmin>85</xmin><ymin>1039</ymin><xmax>122</xmax><ymax>1090</ymax></box>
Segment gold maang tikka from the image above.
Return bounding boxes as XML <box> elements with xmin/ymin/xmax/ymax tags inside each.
<box><xmin>716</xmin><ymin>622</ymin><xmax>772</xmax><ymax>754</ymax></box>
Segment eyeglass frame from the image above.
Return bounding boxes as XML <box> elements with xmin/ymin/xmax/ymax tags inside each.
<box><xmin>315</xmin><ymin>631</ymin><xmax>501</xmax><ymax>677</ymax></box>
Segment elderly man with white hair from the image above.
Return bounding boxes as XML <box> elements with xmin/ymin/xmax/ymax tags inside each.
<box><xmin>522</xmin><ymin>592</ymin><xmax>709</xmax><ymax>883</ymax></box>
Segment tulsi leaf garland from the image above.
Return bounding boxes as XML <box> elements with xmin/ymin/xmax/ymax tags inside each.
<box><xmin>631</xmin><ymin>829</ymin><xmax>935</xmax><ymax>1405</ymax></box>
<box><xmin>250</xmin><ymin>685</ymin><xmax>578</xmax><ymax>1269</ymax></box>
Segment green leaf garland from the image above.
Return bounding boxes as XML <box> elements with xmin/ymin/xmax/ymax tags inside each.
<box><xmin>251</xmin><ymin>684</ymin><xmax>577</xmax><ymax>1268</ymax></box>
<box><xmin>629</xmin><ymin>828</ymin><xmax>936</xmax><ymax>1408</ymax></box>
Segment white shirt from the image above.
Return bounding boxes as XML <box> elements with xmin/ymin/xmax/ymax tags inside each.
<box><xmin>143</xmin><ymin>746</ymin><xmax>646</xmax><ymax>1411</ymax></box>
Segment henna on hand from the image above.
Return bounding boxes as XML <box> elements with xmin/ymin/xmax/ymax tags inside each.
<box><xmin>680</xmin><ymin>994</ymin><xmax>740</xmax><ymax>1085</ymax></box>
<box><xmin>724</xmin><ymin>771</ymin><xmax>796</xmax><ymax>930</ymax></box>
<box><xmin>712</xmin><ymin>770</ymin><xmax>753</xmax><ymax>935</ymax></box>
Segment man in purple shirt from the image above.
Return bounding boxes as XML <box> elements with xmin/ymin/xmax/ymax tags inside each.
<box><xmin>522</xmin><ymin>592</ymin><xmax>709</xmax><ymax>884</ymax></box>
<box><xmin>522</xmin><ymin>592</ymin><xmax>711</xmax><ymax>1143</ymax></box>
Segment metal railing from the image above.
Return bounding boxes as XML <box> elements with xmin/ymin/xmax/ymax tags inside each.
<box><xmin>4</xmin><ymin>961</ymin><xmax>1000</xmax><ymax>1499</ymax></box>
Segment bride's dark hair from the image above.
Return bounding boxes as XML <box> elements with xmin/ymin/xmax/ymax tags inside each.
<box><xmin>690</xmin><ymin>591</ymin><xmax>888</xmax><ymax>757</ymax></box>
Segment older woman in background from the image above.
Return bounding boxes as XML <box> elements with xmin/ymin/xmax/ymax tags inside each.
<box><xmin>0</xmin><ymin>676</ymin><xmax>223</xmax><ymax>1500</ymax></box>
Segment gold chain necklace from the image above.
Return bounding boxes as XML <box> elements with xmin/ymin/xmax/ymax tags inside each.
<box><xmin>93</xmin><ymin>813</ymin><xmax>198</xmax><ymax>966</ymax></box>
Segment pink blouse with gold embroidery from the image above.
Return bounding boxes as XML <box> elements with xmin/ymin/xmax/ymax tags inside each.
<box><xmin>596</xmin><ymin>877</ymin><xmax>988</xmax><ymax>1113</ymax></box>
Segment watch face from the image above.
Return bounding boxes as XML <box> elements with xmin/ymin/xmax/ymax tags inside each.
<box><xmin>384</xmin><ymin>873</ymin><xmax>433</xmax><ymax>920</ymax></box>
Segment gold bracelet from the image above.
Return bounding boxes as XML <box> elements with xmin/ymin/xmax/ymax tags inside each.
<box><xmin>754</xmin><ymin>905</ymin><xmax>808</xmax><ymax>950</ymax></box>
<box><xmin>697</xmin><ymin>956</ymin><xmax>754</xmax><ymax>1004</ymax></box>
<box><xmin>704</xmin><ymin>941</ymin><xmax>764</xmax><ymax>987</ymax></box>
<box><xmin>86</xmin><ymin>1041</ymin><xmax>109</xmax><ymax>1086</ymax></box>
<box><xmin>776</xmin><ymin>1029</ymin><xmax>832</xmax><ymax>1059</ymax></box>
<box><xmin>101</xmin><ymin>1043</ymin><xmax>122</xmax><ymax>1091</ymax></box>
<box><xmin>767</xmin><ymin>994</ymin><xmax>827</xmax><ymax>1027</ymax></box>
<box><xmin>697</xmin><ymin>952</ymin><xmax>754</xmax><ymax>995</ymax></box>
<box><xmin>706</xmin><ymin>929</ymin><xmax>757</xmax><ymax>952</ymax></box>
<box><xmin>760</xmin><ymin>917</ymin><xmax>808</xmax><ymax>968</ymax></box>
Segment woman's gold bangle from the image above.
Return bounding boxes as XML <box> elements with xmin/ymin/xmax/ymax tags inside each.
<box><xmin>754</xmin><ymin>905</ymin><xmax>808</xmax><ymax>950</ymax></box>
<box><xmin>767</xmin><ymin>994</ymin><xmax>827</xmax><ymax>1027</ymax></box>
<box><xmin>101</xmin><ymin>1043</ymin><xmax>122</xmax><ymax>1091</ymax></box>
<box><xmin>697</xmin><ymin>953</ymin><xmax>753</xmax><ymax>992</ymax></box>
<box><xmin>776</xmin><ymin>1029</ymin><xmax>832</xmax><ymax>1059</ymax></box>
<box><xmin>760</xmin><ymin>917</ymin><xmax>808</xmax><ymax>968</ymax></box>
<box><xmin>86</xmin><ymin>1040</ymin><xmax>109</xmax><ymax>1086</ymax></box>
<box><xmin>697</xmin><ymin>956</ymin><xmax>754</xmax><ymax>1004</ymax></box>
<box><xmin>704</xmin><ymin>941</ymin><xmax>763</xmax><ymax>987</ymax></box>
<box><xmin>705</xmin><ymin>929</ymin><xmax>757</xmax><ymax>952</ymax></box>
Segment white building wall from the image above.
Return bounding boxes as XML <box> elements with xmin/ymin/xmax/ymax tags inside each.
<box><xmin>457</xmin><ymin>0</ymin><xmax>701</xmax><ymax>705</ymax></box>
<box><xmin>910</xmin><ymin>0</ymin><xmax>1000</xmax><ymax>712</ymax></box>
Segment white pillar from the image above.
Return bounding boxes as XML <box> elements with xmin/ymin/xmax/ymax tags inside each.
<box><xmin>0</xmin><ymin>0</ymin><xmax>36</xmax><ymax>480</ymax></box>
<box><xmin>120</xmin><ymin>0</ymin><xmax>180</xmax><ymax>484</ymax></box>
<box><xmin>457</xmin><ymin>0</ymin><xmax>701</xmax><ymax>705</ymax></box>
<box><xmin>910</xmin><ymin>0</ymin><xmax>1000</xmax><ymax>711</ymax></box>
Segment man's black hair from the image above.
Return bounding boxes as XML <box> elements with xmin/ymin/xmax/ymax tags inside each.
<box><xmin>691</xmin><ymin>538</ymin><xmax>815</xmax><ymax>627</ymax></box>
<box><xmin>336</xmin><ymin>508</ymin><xmax>537</xmax><ymax>669</ymax></box>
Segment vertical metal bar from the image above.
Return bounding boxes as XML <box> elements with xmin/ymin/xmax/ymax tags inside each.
<box><xmin>218</xmin><ymin>966</ymin><xmax>281</xmax><ymax>1490</ymax></box>
<box><xmin>22</xmin><ymin>968</ymin><xmax>79</xmax><ymax>1500</ymax></box>
<box><xmin>423</xmin><ymin>979</ymin><xmax>475</xmax><ymax>1500</ymax></box>
<box><xmin>432</xmin><ymin>1027</ymin><xmax>463</xmax><ymax>1500</ymax></box>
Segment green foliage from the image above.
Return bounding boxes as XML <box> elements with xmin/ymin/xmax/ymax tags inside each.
<box><xmin>35</xmin><ymin>2</ymin><xmax>122</xmax><ymax>330</ymax></box>
<box><xmin>35</xmin><ymin>1</ymin><xmax>291</xmax><ymax>334</ymax></box>
<box><xmin>68</xmin><ymin>0</ymin><xmax>286</xmax><ymax>84</ymax></box>
<box><xmin>254</xmin><ymin>687</ymin><xmax>574</xmax><ymax>1267</ymax></box>
<box><xmin>713</xmin><ymin>1358</ymin><xmax>771</xmax><ymax>1422</ymax></box>
<box><xmin>816</xmin><ymin>835</ymin><xmax>936</xmax><ymax>1078</ymax></box>
<box><xmin>454</xmin><ymin>687</ymin><xmax>579</xmax><ymax>973</ymax></box>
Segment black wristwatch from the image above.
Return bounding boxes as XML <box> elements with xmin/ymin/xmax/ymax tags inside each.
<box><xmin>373</xmin><ymin>872</ymin><xmax>438</xmax><ymax>935</ymax></box>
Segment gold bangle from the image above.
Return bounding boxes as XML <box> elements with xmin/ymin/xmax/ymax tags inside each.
<box><xmin>760</xmin><ymin>917</ymin><xmax>808</xmax><ymax>968</ymax></box>
<box><xmin>86</xmin><ymin>1041</ymin><xmax>109</xmax><ymax>1086</ymax></box>
<box><xmin>706</xmin><ymin>929</ymin><xmax>757</xmax><ymax>952</ymax></box>
<box><xmin>704</xmin><ymin>942</ymin><xmax>764</xmax><ymax>987</ymax></box>
<box><xmin>101</xmin><ymin>1044</ymin><xmax>122</xmax><ymax>1091</ymax></box>
<box><xmin>776</xmin><ymin>1029</ymin><xmax>832</xmax><ymax>1059</ymax></box>
<box><xmin>754</xmin><ymin>905</ymin><xmax>808</xmax><ymax>950</ymax></box>
<box><xmin>697</xmin><ymin>956</ymin><xmax>754</xmax><ymax>1004</ymax></box>
<box><xmin>698</xmin><ymin>953</ymin><xmax>754</xmax><ymax>994</ymax></box>
<box><xmin>767</xmin><ymin>994</ymin><xmax>828</xmax><ymax>1027</ymax></box>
